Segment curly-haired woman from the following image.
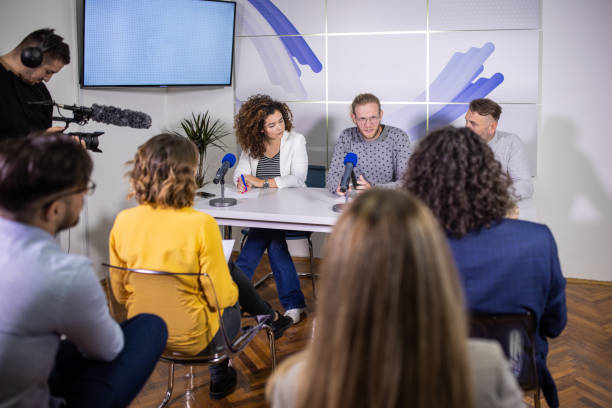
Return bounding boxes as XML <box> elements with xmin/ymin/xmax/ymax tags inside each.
<box><xmin>109</xmin><ymin>133</ymin><xmax>291</xmax><ymax>400</ymax></box>
<box><xmin>403</xmin><ymin>126</ymin><xmax>567</xmax><ymax>408</ymax></box>
<box><xmin>232</xmin><ymin>95</ymin><xmax>308</xmax><ymax>324</ymax></box>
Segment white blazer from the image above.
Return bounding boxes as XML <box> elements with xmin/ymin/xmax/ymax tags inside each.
<box><xmin>232</xmin><ymin>130</ymin><xmax>308</xmax><ymax>189</ymax></box>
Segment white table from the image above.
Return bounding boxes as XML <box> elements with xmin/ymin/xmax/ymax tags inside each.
<box><xmin>194</xmin><ymin>185</ymin><xmax>538</xmax><ymax>233</ymax></box>
<box><xmin>194</xmin><ymin>186</ymin><xmax>341</xmax><ymax>233</ymax></box>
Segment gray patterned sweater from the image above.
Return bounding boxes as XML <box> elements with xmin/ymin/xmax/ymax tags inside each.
<box><xmin>326</xmin><ymin>125</ymin><xmax>412</xmax><ymax>193</ymax></box>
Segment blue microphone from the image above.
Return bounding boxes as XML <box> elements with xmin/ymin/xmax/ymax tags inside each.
<box><xmin>340</xmin><ymin>153</ymin><xmax>358</xmax><ymax>193</ymax></box>
<box><xmin>213</xmin><ymin>153</ymin><xmax>237</xmax><ymax>184</ymax></box>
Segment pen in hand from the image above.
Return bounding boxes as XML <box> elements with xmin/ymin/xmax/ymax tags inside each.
<box><xmin>240</xmin><ymin>174</ymin><xmax>248</xmax><ymax>193</ymax></box>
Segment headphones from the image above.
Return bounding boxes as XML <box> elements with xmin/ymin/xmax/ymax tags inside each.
<box><xmin>20</xmin><ymin>30</ymin><xmax>63</xmax><ymax>68</ymax></box>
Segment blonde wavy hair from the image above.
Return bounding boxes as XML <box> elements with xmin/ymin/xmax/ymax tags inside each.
<box><xmin>127</xmin><ymin>133</ymin><xmax>198</xmax><ymax>208</ymax></box>
<box><xmin>268</xmin><ymin>189</ymin><xmax>474</xmax><ymax>408</ymax></box>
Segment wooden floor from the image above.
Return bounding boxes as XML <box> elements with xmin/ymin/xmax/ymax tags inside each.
<box><xmin>127</xmin><ymin>256</ymin><xmax>612</xmax><ymax>408</ymax></box>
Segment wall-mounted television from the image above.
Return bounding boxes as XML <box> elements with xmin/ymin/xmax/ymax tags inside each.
<box><xmin>81</xmin><ymin>0</ymin><xmax>236</xmax><ymax>87</ymax></box>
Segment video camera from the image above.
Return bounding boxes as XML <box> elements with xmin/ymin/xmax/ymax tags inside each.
<box><xmin>29</xmin><ymin>101</ymin><xmax>152</xmax><ymax>153</ymax></box>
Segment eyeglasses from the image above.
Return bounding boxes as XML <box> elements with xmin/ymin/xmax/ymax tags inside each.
<box><xmin>80</xmin><ymin>180</ymin><xmax>97</xmax><ymax>196</ymax></box>
<box><xmin>39</xmin><ymin>180</ymin><xmax>97</xmax><ymax>208</ymax></box>
<box><xmin>355</xmin><ymin>116</ymin><xmax>380</xmax><ymax>125</ymax></box>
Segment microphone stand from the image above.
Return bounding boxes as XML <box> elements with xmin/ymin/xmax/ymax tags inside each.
<box><xmin>209</xmin><ymin>178</ymin><xmax>237</xmax><ymax>207</ymax></box>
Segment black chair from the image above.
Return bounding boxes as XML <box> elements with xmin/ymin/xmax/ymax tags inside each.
<box><xmin>102</xmin><ymin>263</ymin><xmax>276</xmax><ymax>408</ymax></box>
<box><xmin>469</xmin><ymin>312</ymin><xmax>541</xmax><ymax>408</ymax></box>
<box><xmin>240</xmin><ymin>164</ymin><xmax>326</xmax><ymax>298</ymax></box>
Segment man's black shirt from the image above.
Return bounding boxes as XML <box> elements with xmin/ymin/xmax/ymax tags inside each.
<box><xmin>0</xmin><ymin>63</ymin><xmax>53</xmax><ymax>141</ymax></box>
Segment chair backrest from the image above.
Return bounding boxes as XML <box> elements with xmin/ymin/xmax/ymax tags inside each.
<box><xmin>306</xmin><ymin>164</ymin><xmax>326</xmax><ymax>188</ymax></box>
<box><xmin>101</xmin><ymin>263</ymin><xmax>269</xmax><ymax>357</ymax></box>
<box><xmin>469</xmin><ymin>312</ymin><xmax>539</xmax><ymax>390</ymax></box>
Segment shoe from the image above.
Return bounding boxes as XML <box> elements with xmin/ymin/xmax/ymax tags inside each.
<box><xmin>284</xmin><ymin>308</ymin><xmax>306</xmax><ymax>324</ymax></box>
<box><xmin>209</xmin><ymin>366</ymin><xmax>237</xmax><ymax>400</ymax></box>
<box><xmin>270</xmin><ymin>311</ymin><xmax>293</xmax><ymax>339</ymax></box>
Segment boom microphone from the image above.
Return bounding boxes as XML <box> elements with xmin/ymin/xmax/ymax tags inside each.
<box><xmin>213</xmin><ymin>153</ymin><xmax>237</xmax><ymax>184</ymax></box>
<box><xmin>340</xmin><ymin>153</ymin><xmax>358</xmax><ymax>193</ymax></box>
<box><xmin>55</xmin><ymin>103</ymin><xmax>152</xmax><ymax>129</ymax></box>
<box><xmin>30</xmin><ymin>101</ymin><xmax>152</xmax><ymax>129</ymax></box>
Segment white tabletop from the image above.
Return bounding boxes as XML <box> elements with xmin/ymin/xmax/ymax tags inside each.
<box><xmin>194</xmin><ymin>185</ymin><xmax>341</xmax><ymax>233</ymax></box>
<box><xmin>194</xmin><ymin>184</ymin><xmax>538</xmax><ymax>233</ymax></box>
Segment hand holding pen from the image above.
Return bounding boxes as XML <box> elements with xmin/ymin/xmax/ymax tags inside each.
<box><xmin>237</xmin><ymin>174</ymin><xmax>249</xmax><ymax>194</ymax></box>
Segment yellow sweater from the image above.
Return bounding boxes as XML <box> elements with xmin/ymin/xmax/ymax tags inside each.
<box><xmin>109</xmin><ymin>205</ymin><xmax>238</xmax><ymax>355</ymax></box>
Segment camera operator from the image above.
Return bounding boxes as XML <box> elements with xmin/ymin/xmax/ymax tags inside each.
<box><xmin>0</xmin><ymin>28</ymin><xmax>69</xmax><ymax>141</ymax></box>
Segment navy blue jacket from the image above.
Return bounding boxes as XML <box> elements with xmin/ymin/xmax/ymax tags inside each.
<box><xmin>448</xmin><ymin>218</ymin><xmax>567</xmax><ymax>408</ymax></box>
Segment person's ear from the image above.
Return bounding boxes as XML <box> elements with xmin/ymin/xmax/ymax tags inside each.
<box><xmin>379</xmin><ymin>109</ymin><xmax>384</xmax><ymax>120</ymax></box>
<box><xmin>489</xmin><ymin>119</ymin><xmax>498</xmax><ymax>135</ymax></box>
<box><xmin>40</xmin><ymin>199</ymin><xmax>65</xmax><ymax>224</ymax></box>
<box><xmin>351</xmin><ymin>112</ymin><xmax>357</xmax><ymax>124</ymax></box>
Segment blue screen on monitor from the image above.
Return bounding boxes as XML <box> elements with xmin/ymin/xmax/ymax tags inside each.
<box><xmin>82</xmin><ymin>0</ymin><xmax>236</xmax><ymax>87</ymax></box>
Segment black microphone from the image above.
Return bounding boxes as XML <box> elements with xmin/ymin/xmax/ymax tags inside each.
<box><xmin>90</xmin><ymin>104</ymin><xmax>151</xmax><ymax>129</ymax></box>
<box><xmin>30</xmin><ymin>101</ymin><xmax>152</xmax><ymax>129</ymax></box>
<box><xmin>340</xmin><ymin>153</ymin><xmax>358</xmax><ymax>193</ymax></box>
<box><xmin>213</xmin><ymin>153</ymin><xmax>237</xmax><ymax>184</ymax></box>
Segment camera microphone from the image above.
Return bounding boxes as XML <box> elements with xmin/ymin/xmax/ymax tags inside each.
<box><xmin>90</xmin><ymin>104</ymin><xmax>151</xmax><ymax>129</ymax></box>
<box><xmin>53</xmin><ymin>103</ymin><xmax>152</xmax><ymax>129</ymax></box>
<box><xmin>30</xmin><ymin>101</ymin><xmax>152</xmax><ymax>129</ymax></box>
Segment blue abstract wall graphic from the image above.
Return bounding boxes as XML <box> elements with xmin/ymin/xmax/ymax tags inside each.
<box><xmin>387</xmin><ymin>42</ymin><xmax>504</xmax><ymax>141</ymax></box>
<box><xmin>238</xmin><ymin>0</ymin><xmax>322</xmax><ymax>99</ymax></box>
<box><xmin>248</xmin><ymin>0</ymin><xmax>323</xmax><ymax>75</ymax></box>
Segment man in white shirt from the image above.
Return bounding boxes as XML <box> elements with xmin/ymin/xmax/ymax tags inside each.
<box><xmin>465</xmin><ymin>98</ymin><xmax>534</xmax><ymax>199</ymax></box>
<box><xmin>0</xmin><ymin>134</ymin><xmax>167</xmax><ymax>407</ymax></box>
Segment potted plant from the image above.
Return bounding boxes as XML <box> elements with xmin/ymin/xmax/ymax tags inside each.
<box><xmin>173</xmin><ymin>111</ymin><xmax>231</xmax><ymax>187</ymax></box>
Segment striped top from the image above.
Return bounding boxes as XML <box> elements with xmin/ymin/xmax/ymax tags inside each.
<box><xmin>256</xmin><ymin>152</ymin><xmax>281</xmax><ymax>179</ymax></box>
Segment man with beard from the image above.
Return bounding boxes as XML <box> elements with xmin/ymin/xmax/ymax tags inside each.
<box><xmin>0</xmin><ymin>134</ymin><xmax>168</xmax><ymax>407</ymax></box>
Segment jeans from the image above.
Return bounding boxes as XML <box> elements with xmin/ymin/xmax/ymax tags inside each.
<box><xmin>48</xmin><ymin>314</ymin><xmax>168</xmax><ymax>408</ymax></box>
<box><xmin>235</xmin><ymin>228</ymin><xmax>306</xmax><ymax>311</ymax></box>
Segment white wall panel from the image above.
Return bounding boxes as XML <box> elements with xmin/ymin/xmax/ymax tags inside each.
<box><xmin>328</xmin><ymin>34</ymin><xmax>426</xmax><ymax>101</ymax></box>
<box><xmin>327</xmin><ymin>0</ymin><xmax>426</xmax><ymax>33</ymax></box>
<box><xmin>430</xmin><ymin>0</ymin><xmax>540</xmax><ymax>30</ymax></box>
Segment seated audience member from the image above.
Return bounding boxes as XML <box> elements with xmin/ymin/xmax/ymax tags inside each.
<box><xmin>0</xmin><ymin>134</ymin><xmax>167</xmax><ymax>407</ymax></box>
<box><xmin>465</xmin><ymin>98</ymin><xmax>534</xmax><ymax>199</ymax></box>
<box><xmin>109</xmin><ymin>133</ymin><xmax>292</xmax><ymax>400</ymax></box>
<box><xmin>326</xmin><ymin>93</ymin><xmax>411</xmax><ymax>195</ymax></box>
<box><xmin>266</xmin><ymin>189</ymin><xmax>524</xmax><ymax>408</ymax></box>
<box><xmin>403</xmin><ymin>126</ymin><xmax>566</xmax><ymax>408</ymax></box>
<box><xmin>233</xmin><ymin>94</ymin><xmax>308</xmax><ymax>324</ymax></box>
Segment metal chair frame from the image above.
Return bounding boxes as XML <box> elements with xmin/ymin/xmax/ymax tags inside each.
<box><xmin>102</xmin><ymin>263</ymin><xmax>276</xmax><ymax>408</ymax></box>
<box><xmin>469</xmin><ymin>311</ymin><xmax>541</xmax><ymax>408</ymax></box>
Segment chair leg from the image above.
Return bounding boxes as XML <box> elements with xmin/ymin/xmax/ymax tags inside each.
<box><xmin>265</xmin><ymin>327</ymin><xmax>276</xmax><ymax>369</ymax></box>
<box><xmin>158</xmin><ymin>361</ymin><xmax>175</xmax><ymax>408</ymax></box>
<box><xmin>308</xmin><ymin>236</ymin><xmax>315</xmax><ymax>298</ymax></box>
<box><xmin>184</xmin><ymin>366</ymin><xmax>196</xmax><ymax>404</ymax></box>
<box><xmin>533</xmin><ymin>388</ymin><xmax>541</xmax><ymax>408</ymax></box>
<box><xmin>254</xmin><ymin>271</ymin><xmax>274</xmax><ymax>288</ymax></box>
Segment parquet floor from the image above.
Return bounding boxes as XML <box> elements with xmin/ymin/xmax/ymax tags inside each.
<box><xmin>125</xmin><ymin>256</ymin><xmax>612</xmax><ymax>408</ymax></box>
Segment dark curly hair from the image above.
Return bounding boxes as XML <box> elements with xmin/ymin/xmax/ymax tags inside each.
<box><xmin>403</xmin><ymin>126</ymin><xmax>515</xmax><ymax>238</ymax></box>
<box><xmin>234</xmin><ymin>94</ymin><xmax>293</xmax><ymax>159</ymax></box>
<box><xmin>127</xmin><ymin>133</ymin><xmax>198</xmax><ymax>209</ymax></box>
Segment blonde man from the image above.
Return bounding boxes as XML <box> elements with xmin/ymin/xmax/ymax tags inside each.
<box><xmin>326</xmin><ymin>93</ymin><xmax>412</xmax><ymax>195</ymax></box>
